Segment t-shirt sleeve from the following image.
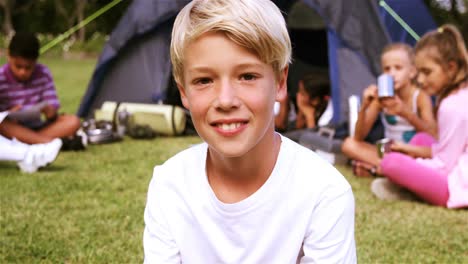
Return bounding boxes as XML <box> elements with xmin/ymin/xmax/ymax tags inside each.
<box><xmin>0</xmin><ymin>66</ymin><xmax>10</xmax><ymax>111</ymax></box>
<box><xmin>143</xmin><ymin>166</ymin><xmax>181</xmax><ymax>264</ymax></box>
<box><xmin>418</xmin><ymin>98</ymin><xmax>468</xmax><ymax>172</ymax></box>
<box><xmin>41</xmin><ymin>67</ymin><xmax>61</xmax><ymax>110</ymax></box>
<box><xmin>300</xmin><ymin>186</ymin><xmax>357</xmax><ymax>264</ymax></box>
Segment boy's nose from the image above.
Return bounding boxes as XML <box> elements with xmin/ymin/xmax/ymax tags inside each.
<box><xmin>215</xmin><ymin>80</ymin><xmax>240</xmax><ymax>110</ymax></box>
<box><xmin>17</xmin><ymin>69</ymin><xmax>31</xmax><ymax>81</ymax></box>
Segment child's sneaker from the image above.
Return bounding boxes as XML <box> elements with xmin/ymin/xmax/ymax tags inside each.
<box><xmin>76</xmin><ymin>128</ymin><xmax>88</xmax><ymax>148</ymax></box>
<box><xmin>61</xmin><ymin>130</ymin><xmax>87</xmax><ymax>151</ymax></box>
<box><xmin>17</xmin><ymin>148</ymin><xmax>40</xmax><ymax>173</ymax></box>
<box><xmin>17</xmin><ymin>139</ymin><xmax>62</xmax><ymax>173</ymax></box>
<box><xmin>370</xmin><ymin>178</ymin><xmax>418</xmax><ymax>201</ymax></box>
<box><xmin>35</xmin><ymin>138</ymin><xmax>63</xmax><ymax>166</ymax></box>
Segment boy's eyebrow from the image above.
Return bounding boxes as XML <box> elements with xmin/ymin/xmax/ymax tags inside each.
<box><xmin>235</xmin><ymin>63</ymin><xmax>265</xmax><ymax>70</ymax></box>
<box><xmin>186</xmin><ymin>66</ymin><xmax>213</xmax><ymax>74</ymax></box>
<box><xmin>188</xmin><ymin>62</ymin><xmax>265</xmax><ymax>73</ymax></box>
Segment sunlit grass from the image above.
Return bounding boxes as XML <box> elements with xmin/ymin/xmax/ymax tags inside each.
<box><xmin>1</xmin><ymin>57</ymin><xmax>467</xmax><ymax>263</ymax></box>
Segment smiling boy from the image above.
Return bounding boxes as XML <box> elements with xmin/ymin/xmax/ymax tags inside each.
<box><xmin>143</xmin><ymin>0</ymin><xmax>356</xmax><ymax>263</ymax></box>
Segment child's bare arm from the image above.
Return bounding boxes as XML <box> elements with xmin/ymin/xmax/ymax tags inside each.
<box><xmin>295</xmin><ymin>110</ymin><xmax>306</xmax><ymax>129</ymax></box>
<box><xmin>354</xmin><ymin>85</ymin><xmax>380</xmax><ymax>141</ymax></box>
<box><xmin>381</xmin><ymin>90</ymin><xmax>437</xmax><ymax>138</ymax></box>
<box><xmin>414</xmin><ymin>91</ymin><xmax>437</xmax><ymax>138</ymax></box>
<box><xmin>391</xmin><ymin>141</ymin><xmax>432</xmax><ymax>158</ymax></box>
<box><xmin>296</xmin><ymin>93</ymin><xmax>317</xmax><ymax>128</ymax></box>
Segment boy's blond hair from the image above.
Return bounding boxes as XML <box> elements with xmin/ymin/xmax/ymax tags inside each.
<box><xmin>170</xmin><ymin>0</ymin><xmax>291</xmax><ymax>85</ymax></box>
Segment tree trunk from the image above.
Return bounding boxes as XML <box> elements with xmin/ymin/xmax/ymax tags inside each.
<box><xmin>0</xmin><ymin>0</ymin><xmax>15</xmax><ymax>36</ymax></box>
<box><xmin>75</xmin><ymin>0</ymin><xmax>87</xmax><ymax>42</ymax></box>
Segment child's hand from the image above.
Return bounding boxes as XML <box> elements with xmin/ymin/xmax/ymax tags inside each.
<box><xmin>296</xmin><ymin>92</ymin><xmax>311</xmax><ymax>110</ymax></box>
<box><xmin>390</xmin><ymin>141</ymin><xmax>407</xmax><ymax>153</ymax></box>
<box><xmin>380</xmin><ymin>96</ymin><xmax>409</xmax><ymax>117</ymax></box>
<box><xmin>390</xmin><ymin>141</ymin><xmax>417</xmax><ymax>157</ymax></box>
<box><xmin>362</xmin><ymin>85</ymin><xmax>378</xmax><ymax>108</ymax></box>
<box><xmin>9</xmin><ymin>105</ymin><xmax>22</xmax><ymax>112</ymax></box>
<box><xmin>41</xmin><ymin>104</ymin><xmax>58</xmax><ymax>120</ymax></box>
<box><xmin>296</xmin><ymin>92</ymin><xmax>316</xmax><ymax>119</ymax></box>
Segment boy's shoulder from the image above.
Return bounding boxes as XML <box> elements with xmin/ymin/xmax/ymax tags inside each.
<box><xmin>0</xmin><ymin>63</ymin><xmax>8</xmax><ymax>77</ymax></box>
<box><xmin>34</xmin><ymin>63</ymin><xmax>53</xmax><ymax>77</ymax></box>
<box><xmin>279</xmin><ymin>136</ymin><xmax>351</xmax><ymax>191</ymax></box>
<box><xmin>151</xmin><ymin>142</ymin><xmax>207</xmax><ymax>183</ymax></box>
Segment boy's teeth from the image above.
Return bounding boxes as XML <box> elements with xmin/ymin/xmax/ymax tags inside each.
<box><xmin>219</xmin><ymin>123</ymin><xmax>241</xmax><ymax>131</ymax></box>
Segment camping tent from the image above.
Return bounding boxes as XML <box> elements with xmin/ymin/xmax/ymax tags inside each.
<box><xmin>78</xmin><ymin>0</ymin><xmax>436</xmax><ymax>129</ymax></box>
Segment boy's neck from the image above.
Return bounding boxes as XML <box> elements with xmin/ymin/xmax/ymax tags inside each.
<box><xmin>206</xmin><ymin>132</ymin><xmax>281</xmax><ymax>204</ymax></box>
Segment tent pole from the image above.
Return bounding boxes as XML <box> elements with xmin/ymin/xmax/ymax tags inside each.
<box><xmin>40</xmin><ymin>0</ymin><xmax>123</xmax><ymax>55</ymax></box>
<box><xmin>379</xmin><ymin>0</ymin><xmax>420</xmax><ymax>41</ymax></box>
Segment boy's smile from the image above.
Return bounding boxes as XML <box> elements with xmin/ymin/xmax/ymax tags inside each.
<box><xmin>177</xmin><ymin>32</ymin><xmax>287</xmax><ymax>158</ymax></box>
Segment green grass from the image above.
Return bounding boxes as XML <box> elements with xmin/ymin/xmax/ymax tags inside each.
<box><xmin>1</xmin><ymin>57</ymin><xmax>467</xmax><ymax>263</ymax></box>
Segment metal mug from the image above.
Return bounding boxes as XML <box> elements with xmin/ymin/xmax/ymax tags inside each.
<box><xmin>377</xmin><ymin>74</ymin><xmax>394</xmax><ymax>98</ymax></box>
<box><xmin>376</xmin><ymin>138</ymin><xmax>394</xmax><ymax>158</ymax></box>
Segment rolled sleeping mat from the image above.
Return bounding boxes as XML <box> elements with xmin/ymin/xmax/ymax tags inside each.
<box><xmin>94</xmin><ymin>101</ymin><xmax>186</xmax><ymax>136</ymax></box>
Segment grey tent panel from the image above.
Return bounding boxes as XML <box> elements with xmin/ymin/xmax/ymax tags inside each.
<box><xmin>87</xmin><ymin>26</ymin><xmax>173</xmax><ymax>114</ymax></box>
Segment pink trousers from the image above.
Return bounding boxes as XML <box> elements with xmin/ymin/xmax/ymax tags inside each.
<box><xmin>380</xmin><ymin>133</ymin><xmax>449</xmax><ymax>207</ymax></box>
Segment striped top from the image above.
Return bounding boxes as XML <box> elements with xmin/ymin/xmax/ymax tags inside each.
<box><xmin>0</xmin><ymin>63</ymin><xmax>60</xmax><ymax>112</ymax></box>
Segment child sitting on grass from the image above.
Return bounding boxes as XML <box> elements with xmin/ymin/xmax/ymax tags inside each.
<box><xmin>0</xmin><ymin>32</ymin><xmax>83</xmax><ymax>150</ymax></box>
<box><xmin>0</xmin><ymin>111</ymin><xmax>62</xmax><ymax>173</ymax></box>
<box><xmin>341</xmin><ymin>43</ymin><xmax>437</xmax><ymax>177</ymax></box>
<box><xmin>143</xmin><ymin>0</ymin><xmax>356</xmax><ymax>262</ymax></box>
<box><xmin>374</xmin><ymin>24</ymin><xmax>468</xmax><ymax>208</ymax></box>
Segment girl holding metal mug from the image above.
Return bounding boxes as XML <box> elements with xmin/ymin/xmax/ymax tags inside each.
<box><xmin>341</xmin><ymin>43</ymin><xmax>437</xmax><ymax>177</ymax></box>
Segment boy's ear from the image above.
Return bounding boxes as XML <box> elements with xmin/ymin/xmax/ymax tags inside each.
<box><xmin>177</xmin><ymin>83</ymin><xmax>190</xmax><ymax>109</ymax></box>
<box><xmin>276</xmin><ymin>66</ymin><xmax>289</xmax><ymax>101</ymax></box>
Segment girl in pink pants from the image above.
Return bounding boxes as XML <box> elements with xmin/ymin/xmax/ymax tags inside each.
<box><xmin>380</xmin><ymin>133</ymin><xmax>448</xmax><ymax>206</ymax></box>
<box><xmin>378</xmin><ymin>24</ymin><xmax>468</xmax><ymax>208</ymax></box>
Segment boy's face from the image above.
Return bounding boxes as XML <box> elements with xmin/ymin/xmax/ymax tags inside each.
<box><xmin>177</xmin><ymin>32</ymin><xmax>287</xmax><ymax>158</ymax></box>
<box><xmin>381</xmin><ymin>49</ymin><xmax>416</xmax><ymax>91</ymax></box>
<box><xmin>7</xmin><ymin>55</ymin><xmax>36</xmax><ymax>82</ymax></box>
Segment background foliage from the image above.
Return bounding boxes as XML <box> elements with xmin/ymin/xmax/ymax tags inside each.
<box><xmin>1</xmin><ymin>0</ymin><xmax>467</xmax><ymax>55</ymax></box>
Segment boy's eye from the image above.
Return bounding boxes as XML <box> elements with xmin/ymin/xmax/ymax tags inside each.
<box><xmin>194</xmin><ymin>77</ymin><xmax>212</xmax><ymax>85</ymax></box>
<box><xmin>241</xmin><ymin>73</ymin><xmax>257</xmax><ymax>81</ymax></box>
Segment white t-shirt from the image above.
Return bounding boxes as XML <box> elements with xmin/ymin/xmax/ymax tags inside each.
<box><xmin>143</xmin><ymin>135</ymin><xmax>356</xmax><ymax>263</ymax></box>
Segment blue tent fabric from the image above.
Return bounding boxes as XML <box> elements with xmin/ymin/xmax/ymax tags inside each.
<box><xmin>379</xmin><ymin>0</ymin><xmax>438</xmax><ymax>45</ymax></box>
<box><xmin>78</xmin><ymin>0</ymin><xmax>190</xmax><ymax>117</ymax></box>
<box><xmin>303</xmin><ymin>0</ymin><xmax>390</xmax><ymax>124</ymax></box>
<box><xmin>78</xmin><ymin>0</ymin><xmax>437</xmax><ymax>129</ymax></box>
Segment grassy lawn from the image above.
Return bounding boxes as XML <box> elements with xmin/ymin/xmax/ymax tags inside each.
<box><xmin>1</xmin><ymin>57</ymin><xmax>467</xmax><ymax>263</ymax></box>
